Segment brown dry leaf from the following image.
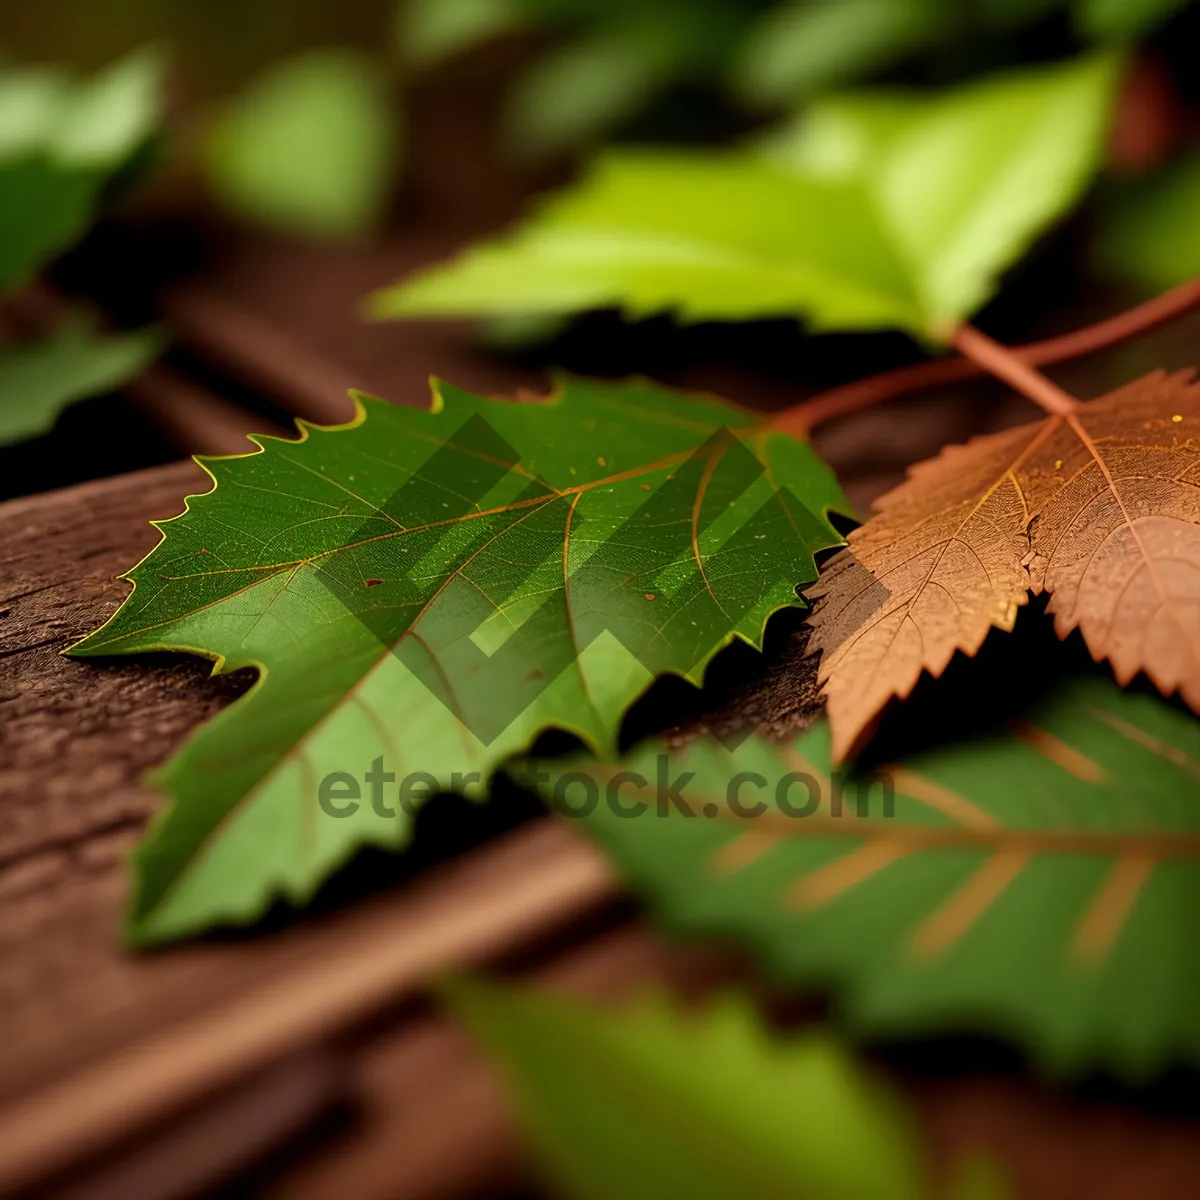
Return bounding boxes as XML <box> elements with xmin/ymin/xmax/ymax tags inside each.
<box><xmin>807</xmin><ymin>369</ymin><xmax>1200</xmax><ymax>759</ymax></box>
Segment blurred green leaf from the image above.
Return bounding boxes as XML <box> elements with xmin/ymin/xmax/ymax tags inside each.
<box><xmin>731</xmin><ymin>0</ymin><xmax>944</xmax><ymax>110</ymax></box>
<box><xmin>371</xmin><ymin>54</ymin><xmax>1118</xmax><ymax>340</ymax></box>
<box><xmin>372</xmin><ymin>150</ymin><xmax>925</xmax><ymax>330</ymax></box>
<box><xmin>401</xmin><ymin>0</ymin><xmax>787</xmax><ymax>156</ymax></box>
<box><xmin>1075</xmin><ymin>0</ymin><xmax>1189</xmax><ymax>39</ymax></box>
<box><xmin>755</xmin><ymin>92</ymin><xmax>927</xmax><ymax>177</ymax></box>
<box><xmin>49</xmin><ymin>47</ymin><xmax>162</xmax><ymax>168</ymax></box>
<box><xmin>1095</xmin><ymin>152</ymin><xmax>1200</xmax><ymax>292</ymax></box>
<box><xmin>0</xmin><ymin>320</ymin><xmax>161</xmax><ymax>445</ymax></box>
<box><xmin>0</xmin><ymin>164</ymin><xmax>94</xmax><ymax>294</ymax></box>
<box><xmin>497</xmin><ymin>4</ymin><xmax>745</xmax><ymax>157</ymax></box>
<box><xmin>0</xmin><ymin>69</ymin><xmax>68</xmax><ymax>158</ymax></box>
<box><xmin>502</xmin><ymin>33</ymin><xmax>678</xmax><ymax>159</ymax></box>
<box><xmin>0</xmin><ymin>49</ymin><xmax>162</xmax><ymax>294</ymax></box>
<box><xmin>447</xmin><ymin>980</ymin><xmax>999</xmax><ymax>1200</ymax></box>
<box><xmin>532</xmin><ymin>673</ymin><xmax>1200</xmax><ymax>1078</ymax></box>
<box><xmin>205</xmin><ymin>49</ymin><xmax>398</xmax><ymax>239</ymax></box>
<box><xmin>764</xmin><ymin>53</ymin><xmax>1120</xmax><ymax>328</ymax></box>
<box><xmin>398</xmin><ymin>0</ymin><xmax>529</xmax><ymax>68</ymax></box>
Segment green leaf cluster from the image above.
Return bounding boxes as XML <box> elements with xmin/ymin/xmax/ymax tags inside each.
<box><xmin>398</xmin><ymin>0</ymin><xmax>1183</xmax><ymax>157</ymax></box>
<box><xmin>370</xmin><ymin>54</ymin><xmax>1119</xmax><ymax>341</ymax></box>
<box><xmin>399</xmin><ymin>0</ymin><xmax>754</xmax><ymax>158</ymax></box>
<box><xmin>730</xmin><ymin>0</ymin><xmax>950</xmax><ymax>110</ymax></box>
<box><xmin>0</xmin><ymin>48</ymin><xmax>161</xmax><ymax>294</ymax></box>
<box><xmin>734</xmin><ymin>0</ymin><xmax>1185</xmax><ymax>109</ymax></box>
<box><xmin>0</xmin><ymin>49</ymin><xmax>162</xmax><ymax>443</ymax></box>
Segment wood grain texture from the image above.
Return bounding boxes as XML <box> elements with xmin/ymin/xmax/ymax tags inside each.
<box><xmin>0</xmin><ymin>462</ymin><xmax>263</xmax><ymax>1104</ymax></box>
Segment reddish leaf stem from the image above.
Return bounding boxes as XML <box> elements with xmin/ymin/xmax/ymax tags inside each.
<box><xmin>775</xmin><ymin>276</ymin><xmax>1200</xmax><ymax>433</ymax></box>
<box><xmin>951</xmin><ymin>325</ymin><xmax>1080</xmax><ymax>416</ymax></box>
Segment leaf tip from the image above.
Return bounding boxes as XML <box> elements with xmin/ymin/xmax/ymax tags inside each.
<box><xmin>360</xmin><ymin>283</ymin><xmax>407</xmax><ymax>322</ymax></box>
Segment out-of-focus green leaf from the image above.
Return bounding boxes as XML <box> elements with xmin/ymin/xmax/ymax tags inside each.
<box><xmin>446</xmin><ymin>980</ymin><xmax>1004</xmax><ymax>1200</ymax></box>
<box><xmin>1075</xmin><ymin>0</ymin><xmax>1189</xmax><ymax>39</ymax></box>
<box><xmin>204</xmin><ymin>49</ymin><xmax>398</xmax><ymax>239</ymax></box>
<box><xmin>0</xmin><ymin>320</ymin><xmax>161</xmax><ymax>445</ymax></box>
<box><xmin>764</xmin><ymin>53</ymin><xmax>1120</xmax><ymax>328</ymax></box>
<box><xmin>371</xmin><ymin>54</ymin><xmax>1118</xmax><ymax>341</ymax></box>
<box><xmin>1095</xmin><ymin>152</ymin><xmax>1200</xmax><ymax>292</ymax></box>
<box><xmin>374</xmin><ymin>150</ymin><xmax>925</xmax><ymax>331</ymax></box>
<box><xmin>0</xmin><ymin>49</ymin><xmax>162</xmax><ymax>294</ymax></box>
<box><xmin>531</xmin><ymin>674</ymin><xmax>1200</xmax><ymax>1078</ymax></box>
<box><xmin>449</xmin><ymin>984</ymin><xmax>905</xmax><ymax>1200</ymax></box>
<box><xmin>755</xmin><ymin>92</ymin><xmax>926</xmax><ymax>178</ymax></box>
<box><xmin>496</xmin><ymin>3</ymin><xmax>744</xmax><ymax>158</ymax></box>
<box><xmin>502</xmin><ymin>33</ymin><xmax>676</xmax><ymax>159</ymax></box>
<box><xmin>0</xmin><ymin>164</ymin><xmax>94</xmax><ymax>294</ymax></box>
<box><xmin>398</xmin><ymin>0</ymin><xmax>529</xmax><ymax>68</ymax></box>
<box><xmin>0</xmin><ymin>69</ymin><xmax>67</xmax><ymax>158</ymax></box>
<box><xmin>50</xmin><ymin>47</ymin><xmax>162</xmax><ymax>168</ymax></box>
<box><xmin>731</xmin><ymin>0</ymin><xmax>944</xmax><ymax>110</ymax></box>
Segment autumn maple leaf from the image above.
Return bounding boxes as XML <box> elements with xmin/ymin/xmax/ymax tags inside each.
<box><xmin>806</xmin><ymin>369</ymin><xmax>1200</xmax><ymax>759</ymax></box>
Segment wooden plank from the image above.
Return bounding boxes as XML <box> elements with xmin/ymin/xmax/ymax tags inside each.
<box><xmin>258</xmin><ymin>922</ymin><xmax>734</xmax><ymax>1200</ymax></box>
<box><xmin>0</xmin><ymin>822</ymin><xmax>616</xmax><ymax>1194</ymax></box>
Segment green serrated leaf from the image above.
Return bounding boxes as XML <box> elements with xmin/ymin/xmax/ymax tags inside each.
<box><xmin>0</xmin><ymin>319</ymin><xmax>161</xmax><ymax>446</ymax></box>
<box><xmin>0</xmin><ymin>48</ymin><xmax>162</xmax><ymax>293</ymax></box>
<box><xmin>445</xmin><ymin>979</ymin><xmax>1003</xmax><ymax>1200</ymax></box>
<box><xmin>1094</xmin><ymin>151</ymin><xmax>1200</xmax><ymax>293</ymax></box>
<box><xmin>530</xmin><ymin>674</ymin><xmax>1200</xmax><ymax>1077</ymax></box>
<box><xmin>204</xmin><ymin>48</ymin><xmax>398</xmax><ymax>239</ymax></box>
<box><xmin>69</xmin><ymin>376</ymin><xmax>845</xmax><ymax>945</ymax></box>
<box><xmin>371</xmin><ymin>53</ymin><xmax>1118</xmax><ymax>340</ymax></box>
